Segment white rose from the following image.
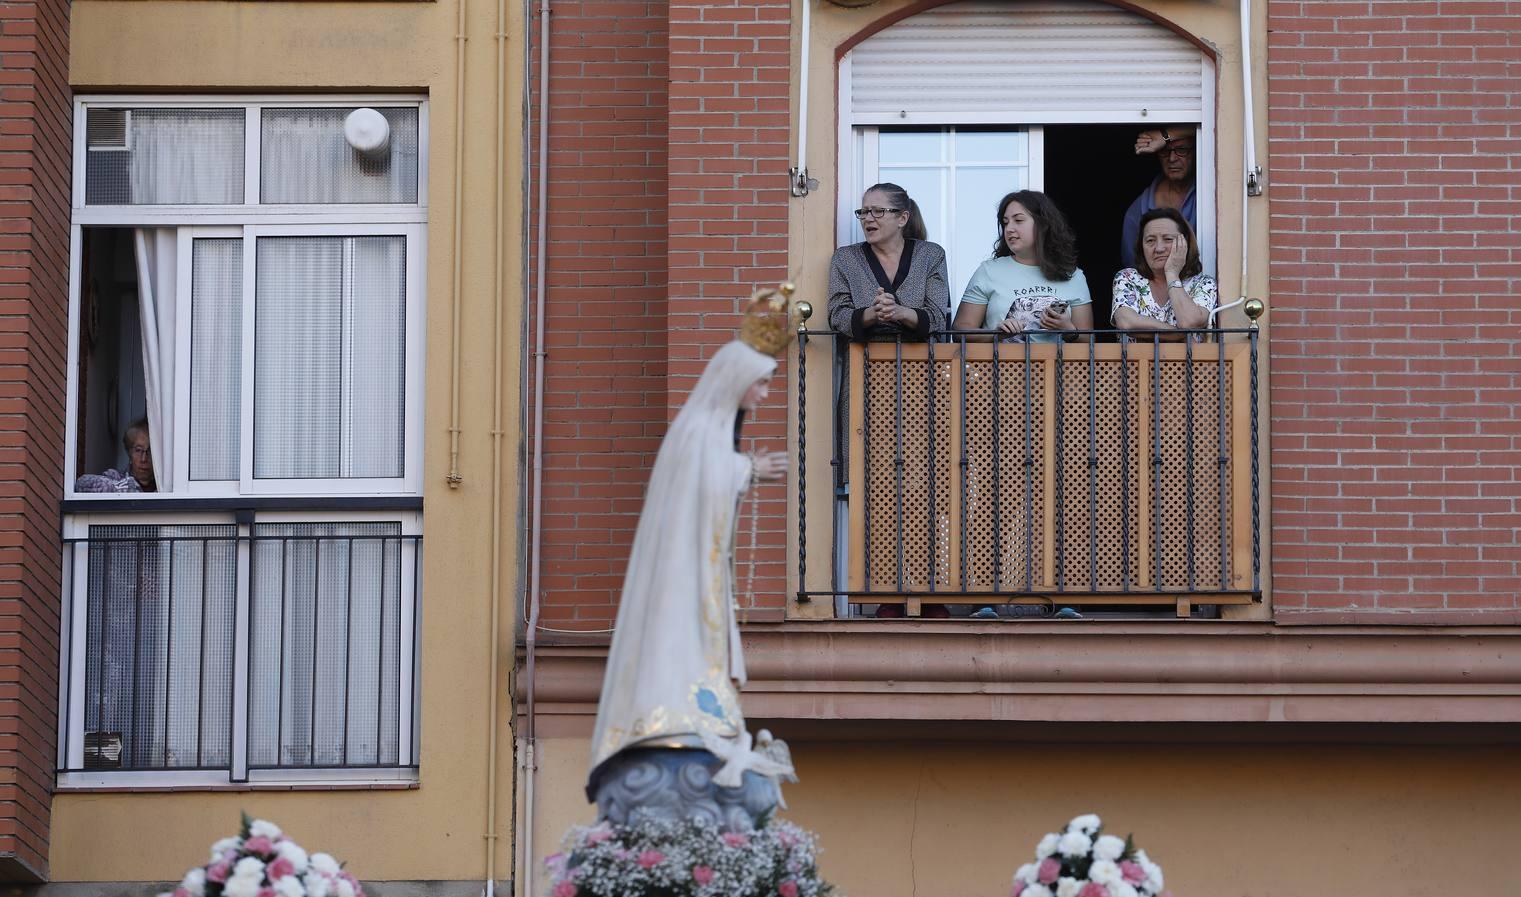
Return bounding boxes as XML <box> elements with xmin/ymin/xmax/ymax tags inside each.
<box><xmin>1089</xmin><ymin>859</ymin><xmax>1122</xmax><ymax>886</ymax></box>
<box><xmin>1141</xmin><ymin>859</ymin><xmax>1164</xmax><ymax>892</ymax></box>
<box><xmin>310</xmin><ymin>854</ymin><xmax>342</xmax><ymax>876</ymax></box>
<box><xmin>234</xmin><ymin>857</ymin><xmax>265</xmax><ymax>878</ymax></box>
<box><xmin>180</xmin><ymin>868</ymin><xmax>207</xmax><ymax>897</ymax></box>
<box><xmin>1107</xmin><ymin>882</ymin><xmax>1138</xmax><ymax>897</ymax></box>
<box><xmin>305</xmin><ymin>874</ymin><xmax>331</xmax><ymax>897</ymax></box>
<box><xmin>1057</xmin><ymin>831</ymin><xmax>1092</xmax><ymax>859</ymax></box>
<box><xmin>1036</xmin><ymin>833</ymin><xmax>1061</xmax><ymax>859</ymax></box>
<box><xmin>277</xmin><ymin>840</ymin><xmax>310</xmax><ymax>873</ymax></box>
<box><xmin>1067</xmin><ymin>814</ymin><xmax>1102</xmax><ymax>834</ymax></box>
<box><xmin>335</xmin><ymin>878</ymin><xmax>356</xmax><ymax>897</ymax></box>
<box><xmin>250</xmin><ymin>819</ymin><xmax>284</xmax><ymax>840</ymax></box>
<box><xmin>1015</xmin><ymin>863</ymin><xmax>1038</xmax><ymax>885</ymax></box>
<box><xmin>1093</xmin><ymin>835</ymin><xmax>1126</xmax><ymax>862</ymax></box>
<box><xmin>1024</xmin><ymin>886</ymin><xmax>1053</xmax><ymax>897</ymax></box>
<box><xmin>275</xmin><ymin>876</ymin><xmax>307</xmax><ymax>897</ymax></box>
<box><xmin>1056</xmin><ymin>878</ymin><xmax>1084</xmax><ymax>897</ymax></box>
<box><xmin>224</xmin><ymin>874</ymin><xmax>262</xmax><ymax>897</ymax></box>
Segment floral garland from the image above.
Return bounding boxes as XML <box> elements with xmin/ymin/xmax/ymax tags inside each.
<box><xmin>1011</xmin><ymin>814</ymin><xmax>1171</xmax><ymax>897</ymax></box>
<box><xmin>545</xmin><ymin>817</ymin><xmax>838</xmax><ymax>897</ymax></box>
<box><xmin>158</xmin><ymin>814</ymin><xmax>363</xmax><ymax>897</ymax></box>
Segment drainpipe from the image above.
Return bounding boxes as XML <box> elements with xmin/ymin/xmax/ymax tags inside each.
<box><xmin>522</xmin><ymin>0</ymin><xmax>552</xmax><ymax>895</ymax></box>
<box><xmin>1239</xmin><ymin>0</ymin><xmax>1263</xmax><ymax>303</ymax></box>
<box><xmin>447</xmin><ymin>0</ymin><xmax>468</xmax><ymax>489</ymax></box>
<box><xmin>790</xmin><ymin>0</ymin><xmax>814</xmax><ymax>197</ymax></box>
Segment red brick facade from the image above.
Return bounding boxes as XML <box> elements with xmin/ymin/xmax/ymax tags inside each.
<box><xmin>531</xmin><ymin>0</ymin><xmax>792</xmax><ymax>628</ymax></box>
<box><xmin>1266</xmin><ymin>0</ymin><xmax>1521</xmax><ymax>621</ymax></box>
<box><xmin>0</xmin><ymin>0</ymin><xmax>69</xmax><ymax>881</ymax></box>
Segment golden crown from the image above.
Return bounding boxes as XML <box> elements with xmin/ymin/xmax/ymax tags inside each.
<box><xmin>739</xmin><ymin>283</ymin><xmax>807</xmax><ymax>356</ymax></box>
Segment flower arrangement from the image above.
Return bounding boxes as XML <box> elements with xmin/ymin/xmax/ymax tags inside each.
<box><xmin>1010</xmin><ymin>814</ymin><xmax>1170</xmax><ymax>897</ymax></box>
<box><xmin>158</xmin><ymin>814</ymin><xmax>364</xmax><ymax>897</ymax></box>
<box><xmin>545</xmin><ymin>817</ymin><xmax>838</xmax><ymax>897</ymax></box>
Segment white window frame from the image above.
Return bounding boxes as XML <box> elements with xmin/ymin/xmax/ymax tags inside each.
<box><xmin>56</xmin><ymin>509</ymin><xmax>422</xmax><ymax>789</ymax></box>
<box><xmin>64</xmin><ymin>95</ymin><xmax>429</xmax><ymax>500</ymax></box>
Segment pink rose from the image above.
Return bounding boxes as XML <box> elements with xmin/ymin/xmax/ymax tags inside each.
<box><xmin>637</xmin><ymin>850</ymin><xmax>664</xmax><ymax>869</ymax></box>
<box><xmin>243</xmin><ymin>836</ymin><xmax>275</xmax><ymax>857</ymax></box>
<box><xmin>1010</xmin><ymin>882</ymin><xmax>1026</xmax><ymax>897</ymax></box>
<box><xmin>1120</xmin><ymin>861</ymin><xmax>1146</xmax><ymax>885</ymax></box>
<box><xmin>778</xmin><ymin>881</ymin><xmax>799</xmax><ymax>897</ymax></box>
<box><xmin>1038</xmin><ymin>858</ymin><xmax>1061</xmax><ymax>885</ymax></box>
<box><xmin>207</xmin><ymin>861</ymin><xmax>233</xmax><ymax>884</ymax></box>
<box><xmin>552</xmin><ymin>882</ymin><xmax>577</xmax><ymax>897</ymax></box>
<box><xmin>721</xmin><ymin>832</ymin><xmax>750</xmax><ymax>848</ymax></box>
<box><xmin>585</xmin><ymin>826</ymin><xmax>614</xmax><ymax>846</ymax></box>
<box><xmin>692</xmin><ymin>866</ymin><xmax>714</xmax><ymax>886</ymax></box>
<box><xmin>257</xmin><ymin>889</ymin><xmax>276</xmax><ymax>897</ymax></box>
<box><xmin>267</xmin><ymin>857</ymin><xmax>296</xmax><ymax>881</ymax></box>
<box><xmin>1079</xmin><ymin>883</ymin><xmax>1109</xmax><ymax>897</ymax></box>
<box><xmin>172</xmin><ymin>889</ymin><xmax>192</xmax><ymax>897</ymax></box>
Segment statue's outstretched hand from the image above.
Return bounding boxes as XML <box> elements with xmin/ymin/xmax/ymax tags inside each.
<box><xmin>751</xmin><ymin>450</ymin><xmax>788</xmax><ymax>482</ymax></box>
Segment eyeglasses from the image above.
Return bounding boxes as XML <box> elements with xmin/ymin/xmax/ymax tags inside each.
<box><xmin>853</xmin><ymin>207</ymin><xmax>902</xmax><ymax>220</ymax></box>
<box><xmin>1160</xmin><ymin>144</ymin><xmax>1194</xmax><ymax>159</ymax></box>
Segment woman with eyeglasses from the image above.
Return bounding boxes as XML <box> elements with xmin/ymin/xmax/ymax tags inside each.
<box><xmin>952</xmin><ymin>189</ymin><xmax>1092</xmax><ymax>341</ymax></box>
<box><xmin>826</xmin><ymin>183</ymin><xmax>950</xmax><ymax>342</ymax></box>
<box><xmin>1120</xmin><ymin>125</ymin><xmax>1198</xmax><ymax>269</ymax></box>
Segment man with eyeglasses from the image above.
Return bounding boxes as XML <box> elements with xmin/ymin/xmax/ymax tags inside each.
<box><xmin>1120</xmin><ymin>125</ymin><xmax>1197</xmax><ymax>269</ymax></box>
<box><xmin>75</xmin><ymin>417</ymin><xmax>157</xmax><ymax>493</ymax></box>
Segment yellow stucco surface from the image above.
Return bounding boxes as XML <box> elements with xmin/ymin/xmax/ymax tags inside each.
<box><xmin>530</xmin><ymin>735</ymin><xmax>1521</xmax><ymax>897</ymax></box>
<box><xmin>57</xmin><ymin>0</ymin><xmax>526</xmax><ymax>883</ymax></box>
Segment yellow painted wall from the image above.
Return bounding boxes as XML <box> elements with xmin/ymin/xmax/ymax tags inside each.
<box><xmin>57</xmin><ymin>0</ymin><xmax>524</xmax><ymax>883</ymax></box>
<box><xmin>531</xmin><ymin>735</ymin><xmax>1521</xmax><ymax>897</ymax></box>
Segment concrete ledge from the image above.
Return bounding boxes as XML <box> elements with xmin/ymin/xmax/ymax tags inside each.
<box><xmin>518</xmin><ymin>622</ymin><xmax>1521</xmax><ymax>735</ymax></box>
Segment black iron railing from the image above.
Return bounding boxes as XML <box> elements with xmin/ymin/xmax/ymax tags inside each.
<box><xmin>794</xmin><ymin>328</ymin><xmax>1262</xmax><ymax>617</ymax></box>
<box><xmin>58</xmin><ymin>525</ymin><xmax>421</xmax><ymax>778</ymax></box>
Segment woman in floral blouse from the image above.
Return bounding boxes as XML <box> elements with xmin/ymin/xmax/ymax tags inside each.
<box><xmin>1111</xmin><ymin>207</ymin><xmax>1216</xmax><ymax>338</ymax></box>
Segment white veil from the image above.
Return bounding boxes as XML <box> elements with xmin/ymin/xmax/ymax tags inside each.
<box><xmin>588</xmin><ymin>340</ymin><xmax>778</xmax><ymax>781</ymax></box>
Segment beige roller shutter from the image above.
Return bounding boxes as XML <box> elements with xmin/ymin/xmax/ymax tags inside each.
<box><xmin>847</xmin><ymin>0</ymin><xmax>1206</xmax><ymax>125</ymax></box>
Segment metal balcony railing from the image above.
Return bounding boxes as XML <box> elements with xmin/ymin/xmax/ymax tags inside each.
<box><xmin>57</xmin><ymin>523</ymin><xmax>421</xmax><ymax>779</ymax></box>
<box><xmin>793</xmin><ymin>329</ymin><xmax>1261</xmax><ymax>618</ymax></box>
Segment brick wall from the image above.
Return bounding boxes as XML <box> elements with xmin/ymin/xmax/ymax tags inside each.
<box><xmin>1266</xmin><ymin>0</ymin><xmax>1521</xmax><ymax>620</ymax></box>
<box><xmin>0</xmin><ymin>0</ymin><xmax>69</xmax><ymax>881</ymax></box>
<box><xmin>530</xmin><ymin>0</ymin><xmax>671</xmax><ymax>629</ymax></box>
<box><xmin>666</xmin><ymin>0</ymin><xmax>793</xmax><ymax>615</ymax></box>
<box><xmin>532</xmin><ymin>0</ymin><xmax>793</xmax><ymax>628</ymax></box>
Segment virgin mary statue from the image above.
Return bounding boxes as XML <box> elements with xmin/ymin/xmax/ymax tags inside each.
<box><xmin>587</xmin><ymin>288</ymin><xmax>800</xmax><ymax>803</ymax></box>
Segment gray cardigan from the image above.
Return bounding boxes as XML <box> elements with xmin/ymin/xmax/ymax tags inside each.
<box><xmin>827</xmin><ymin>239</ymin><xmax>951</xmax><ymax>341</ymax></box>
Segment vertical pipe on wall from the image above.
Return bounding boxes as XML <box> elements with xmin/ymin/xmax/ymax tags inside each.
<box><xmin>447</xmin><ymin>0</ymin><xmax>469</xmax><ymax>488</ymax></box>
<box><xmin>484</xmin><ymin>0</ymin><xmax>508</xmax><ymax>890</ymax></box>
<box><xmin>1238</xmin><ymin>0</ymin><xmax>1258</xmax><ymax>303</ymax></box>
<box><xmin>522</xmin><ymin>0</ymin><xmax>552</xmax><ymax>895</ymax></box>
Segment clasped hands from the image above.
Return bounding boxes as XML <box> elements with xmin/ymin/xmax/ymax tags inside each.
<box><xmin>863</xmin><ymin>288</ymin><xmax>919</xmax><ymax>327</ymax></box>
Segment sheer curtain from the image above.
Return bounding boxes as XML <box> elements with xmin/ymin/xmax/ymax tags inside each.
<box><xmin>127</xmin><ymin>109</ymin><xmax>244</xmax><ymax>205</ymax></box>
<box><xmin>134</xmin><ymin>228</ymin><xmax>177</xmax><ymax>491</ymax></box>
<box><xmin>260</xmin><ymin>108</ymin><xmax>419</xmax><ymax>205</ymax></box>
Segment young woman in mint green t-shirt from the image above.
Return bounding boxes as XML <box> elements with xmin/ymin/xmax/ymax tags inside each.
<box><xmin>952</xmin><ymin>190</ymin><xmax>1092</xmax><ymax>342</ymax></box>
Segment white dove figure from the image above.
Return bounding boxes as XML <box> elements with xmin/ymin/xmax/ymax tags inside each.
<box><xmin>699</xmin><ymin>727</ymin><xmax>797</xmax><ymax>801</ymax></box>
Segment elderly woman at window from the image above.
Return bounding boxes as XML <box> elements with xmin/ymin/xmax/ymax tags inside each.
<box><xmin>1112</xmin><ymin>208</ymin><xmax>1217</xmax><ymax>338</ymax></box>
<box><xmin>75</xmin><ymin>418</ymin><xmax>157</xmax><ymax>493</ymax></box>
<box><xmin>827</xmin><ymin>183</ymin><xmax>950</xmax><ymax>342</ymax></box>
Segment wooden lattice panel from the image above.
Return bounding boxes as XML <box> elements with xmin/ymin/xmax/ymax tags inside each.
<box><xmin>1056</xmin><ymin>356</ymin><xmax>1142</xmax><ymax>591</ymax></box>
<box><xmin>863</xmin><ymin>356</ymin><xmax>954</xmax><ymax>591</ymax></box>
<box><xmin>847</xmin><ymin>341</ymin><xmax>1253</xmax><ymax>604</ymax></box>
<box><xmin>1148</xmin><ymin>352</ymin><xmax>1232</xmax><ymax>590</ymax></box>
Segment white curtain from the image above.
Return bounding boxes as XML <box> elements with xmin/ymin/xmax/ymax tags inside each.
<box><xmin>128</xmin><ymin>110</ymin><xmax>243</xmax><ymax>205</ymax></box>
<box><xmin>260</xmin><ymin>108</ymin><xmax>418</xmax><ymax>205</ymax></box>
<box><xmin>134</xmin><ymin>228</ymin><xmax>176</xmax><ymax>492</ymax></box>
